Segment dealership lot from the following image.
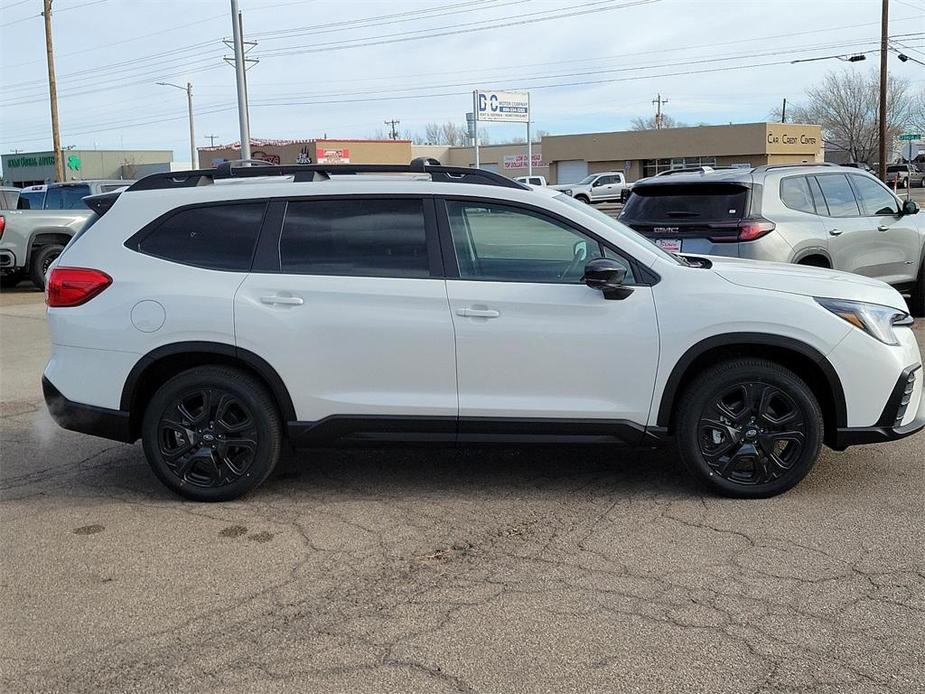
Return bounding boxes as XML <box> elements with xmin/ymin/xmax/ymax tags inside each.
<box><xmin>1</xmin><ymin>287</ymin><xmax>924</xmax><ymax>693</ymax></box>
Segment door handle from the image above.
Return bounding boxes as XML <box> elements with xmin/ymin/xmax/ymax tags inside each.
<box><xmin>877</xmin><ymin>225</ymin><xmax>889</xmax><ymax>232</ymax></box>
<box><xmin>260</xmin><ymin>295</ymin><xmax>304</xmax><ymax>306</ymax></box>
<box><xmin>828</xmin><ymin>228</ymin><xmax>842</xmax><ymax>236</ymax></box>
<box><xmin>456</xmin><ymin>307</ymin><xmax>500</xmax><ymax>318</ymax></box>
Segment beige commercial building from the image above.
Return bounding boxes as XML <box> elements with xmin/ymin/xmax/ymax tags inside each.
<box><xmin>194</xmin><ymin>123</ymin><xmax>822</xmax><ymax>186</ymax></box>
<box><xmin>541</xmin><ymin>122</ymin><xmax>824</xmax><ymax>184</ymax></box>
<box><xmin>0</xmin><ymin>149</ymin><xmax>174</xmax><ymax>187</ymax></box>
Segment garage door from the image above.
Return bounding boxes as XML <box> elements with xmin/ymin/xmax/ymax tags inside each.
<box><xmin>557</xmin><ymin>160</ymin><xmax>588</xmax><ymax>184</ymax></box>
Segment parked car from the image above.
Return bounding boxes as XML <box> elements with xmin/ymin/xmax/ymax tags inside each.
<box><xmin>885</xmin><ymin>164</ymin><xmax>924</xmax><ymax>189</ymax></box>
<box><xmin>42</xmin><ymin>160</ymin><xmax>923</xmax><ymax>502</ymax></box>
<box><xmin>0</xmin><ymin>203</ymin><xmax>95</xmax><ymax>288</ymax></box>
<box><xmin>619</xmin><ymin>163</ymin><xmax>925</xmax><ymax>316</ymax></box>
<box><xmin>16</xmin><ymin>184</ymin><xmax>47</xmax><ymax>210</ymax></box>
<box><xmin>39</xmin><ymin>180</ymin><xmax>133</xmax><ymax>209</ymax></box>
<box><xmin>514</xmin><ymin>175</ymin><xmax>547</xmax><ymax>187</ymax></box>
<box><xmin>549</xmin><ymin>171</ymin><xmax>627</xmax><ymax>204</ymax></box>
<box><xmin>842</xmin><ymin>162</ymin><xmax>874</xmax><ymax>173</ymax></box>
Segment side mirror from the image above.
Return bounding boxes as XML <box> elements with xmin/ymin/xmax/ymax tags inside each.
<box><xmin>583</xmin><ymin>258</ymin><xmax>633</xmax><ymax>300</ymax></box>
<box><xmin>902</xmin><ymin>199</ymin><xmax>919</xmax><ymax>215</ymax></box>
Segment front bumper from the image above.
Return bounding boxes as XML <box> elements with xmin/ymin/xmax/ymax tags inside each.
<box><xmin>42</xmin><ymin>376</ymin><xmax>135</xmax><ymax>443</ymax></box>
<box><xmin>832</xmin><ymin>364</ymin><xmax>925</xmax><ymax>448</ymax></box>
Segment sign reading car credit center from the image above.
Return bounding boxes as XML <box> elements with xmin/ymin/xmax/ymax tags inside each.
<box><xmin>475</xmin><ymin>90</ymin><xmax>529</xmax><ymax>123</ymax></box>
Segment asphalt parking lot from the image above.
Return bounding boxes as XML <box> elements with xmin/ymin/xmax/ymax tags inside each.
<box><xmin>1</xmin><ymin>288</ymin><xmax>924</xmax><ymax>694</ymax></box>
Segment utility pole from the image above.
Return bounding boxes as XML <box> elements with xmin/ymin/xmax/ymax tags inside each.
<box><xmin>781</xmin><ymin>98</ymin><xmax>787</xmax><ymax>123</ymax></box>
<box><xmin>206</xmin><ymin>134</ymin><xmax>218</xmax><ymax>147</ymax></box>
<box><xmin>384</xmin><ymin>119</ymin><xmax>400</xmax><ymax>140</ymax></box>
<box><xmin>230</xmin><ymin>0</ymin><xmax>251</xmax><ymax>161</ymax></box>
<box><xmin>42</xmin><ymin>0</ymin><xmax>64</xmax><ymax>182</ymax></box>
<box><xmin>652</xmin><ymin>93</ymin><xmax>669</xmax><ymax>130</ymax></box>
<box><xmin>878</xmin><ymin>0</ymin><xmax>889</xmax><ymax>181</ymax></box>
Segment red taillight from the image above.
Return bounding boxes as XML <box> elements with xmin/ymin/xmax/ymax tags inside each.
<box><xmin>0</xmin><ymin>215</ymin><xmax>5</xmax><ymax>239</ymax></box>
<box><xmin>737</xmin><ymin>219</ymin><xmax>776</xmax><ymax>242</ymax></box>
<box><xmin>46</xmin><ymin>267</ymin><xmax>112</xmax><ymax>307</ymax></box>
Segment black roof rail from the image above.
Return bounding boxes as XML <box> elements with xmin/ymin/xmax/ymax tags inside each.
<box><xmin>752</xmin><ymin>162</ymin><xmax>838</xmax><ymax>173</ymax></box>
<box><xmin>127</xmin><ymin>158</ymin><xmax>529</xmax><ymax>192</ymax></box>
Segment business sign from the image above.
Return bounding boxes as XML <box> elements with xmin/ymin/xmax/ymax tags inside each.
<box><xmin>503</xmin><ymin>153</ymin><xmax>544</xmax><ymax>169</ymax></box>
<box><xmin>475</xmin><ymin>90</ymin><xmax>529</xmax><ymax>123</ymax></box>
<box><xmin>898</xmin><ymin>133</ymin><xmax>921</xmax><ymax>141</ymax></box>
<box><xmin>6</xmin><ymin>154</ymin><xmax>55</xmax><ymax>169</ymax></box>
<box><xmin>316</xmin><ymin>148</ymin><xmax>350</xmax><ymax>164</ymax></box>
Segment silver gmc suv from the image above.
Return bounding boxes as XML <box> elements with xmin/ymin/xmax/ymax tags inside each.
<box><xmin>620</xmin><ymin>163</ymin><xmax>925</xmax><ymax>316</ymax></box>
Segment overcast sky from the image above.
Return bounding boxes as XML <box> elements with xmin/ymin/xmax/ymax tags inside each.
<box><xmin>1</xmin><ymin>0</ymin><xmax>923</xmax><ymax>161</ymax></box>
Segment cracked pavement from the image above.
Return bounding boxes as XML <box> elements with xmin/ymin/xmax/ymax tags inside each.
<box><xmin>1</xmin><ymin>288</ymin><xmax>923</xmax><ymax>693</ymax></box>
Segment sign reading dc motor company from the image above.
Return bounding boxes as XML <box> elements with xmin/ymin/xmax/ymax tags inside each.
<box><xmin>475</xmin><ymin>90</ymin><xmax>529</xmax><ymax>123</ymax></box>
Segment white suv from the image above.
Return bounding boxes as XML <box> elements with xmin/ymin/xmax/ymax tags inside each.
<box><xmin>549</xmin><ymin>171</ymin><xmax>627</xmax><ymax>204</ymax></box>
<box><xmin>43</xmin><ymin>161</ymin><xmax>924</xmax><ymax>501</ymax></box>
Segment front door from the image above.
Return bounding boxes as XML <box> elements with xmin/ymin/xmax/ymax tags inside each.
<box><xmin>234</xmin><ymin>197</ymin><xmax>457</xmax><ymax>431</ymax></box>
<box><xmin>440</xmin><ymin>199</ymin><xmax>660</xmax><ymax>440</ymax></box>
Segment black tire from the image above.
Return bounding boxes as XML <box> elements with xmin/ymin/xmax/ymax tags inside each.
<box><xmin>0</xmin><ymin>271</ymin><xmax>25</xmax><ymax>289</ymax></box>
<box><xmin>675</xmin><ymin>358</ymin><xmax>823</xmax><ymax>498</ymax></box>
<box><xmin>574</xmin><ymin>194</ymin><xmax>590</xmax><ymax>204</ymax></box>
<box><xmin>29</xmin><ymin>244</ymin><xmax>64</xmax><ymax>290</ymax></box>
<box><xmin>141</xmin><ymin>366</ymin><xmax>281</xmax><ymax>502</ymax></box>
<box><xmin>908</xmin><ymin>258</ymin><xmax>925</xmax><ymax>318</ymax></box>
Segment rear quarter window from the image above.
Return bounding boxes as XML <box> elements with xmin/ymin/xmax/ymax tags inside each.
<box><xmin>133</xmin><ymin>202</ymin><xmax>267</xmax><ymax>271</ymax></box>
<box><xmin>621</xmin><ymin>183</ymin><xmax>749</xmax><ymax>221</ymax></box>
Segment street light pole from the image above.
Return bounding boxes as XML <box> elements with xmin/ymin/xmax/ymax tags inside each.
<box><xmin>879</xmin><ymin>0</ymin><xmax>889</xmax><ymax>181</ymax></box>
<box><xmin>157</xmin><ymin>82</ymin><xmax>198</xmax><ymax>169</ymax></box>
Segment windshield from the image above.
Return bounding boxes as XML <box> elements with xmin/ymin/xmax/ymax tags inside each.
<box><xmin>43</xmin><ymin>184</ymin><xmax>91</xmax><ymax>209</ymax></box>
<box><xmin>576</xmin><ymin>174</ymin><xmax>597</xmax><ymax>185</ymax></box>
<box><xmin>553</xmin><ymin>194</ymin><xmax>681</xmax><ymax>265</ymax></box>
<box><xmin>19</xmin><ymin>190</ymin><xmax>45</xmax><ymax>209</ymax></box>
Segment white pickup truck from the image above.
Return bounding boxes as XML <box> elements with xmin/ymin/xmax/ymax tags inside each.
<box><xmin>0</xmin><ymin>181</ymin><xmax>129</xmax><ymax>289</ymax></box>
<box><xmin>548</xmin><ymin>171</ymin><xmax>628</xmax><ymax>204</ymax></box>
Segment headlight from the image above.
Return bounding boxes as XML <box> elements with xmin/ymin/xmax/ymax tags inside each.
<box><xmin>562</xmin><ymin>189</ymin><xmax>573</xmax><ymax>196</ymax></box>
<box><xmin>815</xmin><ymin>297</ymin><xmax>913</xmax><ymax>345</ymax></box>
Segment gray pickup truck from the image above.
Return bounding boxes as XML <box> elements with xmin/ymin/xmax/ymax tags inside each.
<box><xmin>1</xmin><ymin>181</ymin><xmax>131</xmax><ymax>289</ymax></box>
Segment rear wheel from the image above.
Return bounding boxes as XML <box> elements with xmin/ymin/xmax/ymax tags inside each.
<box><xmin>142</xmin><ymin>366</ymin><xmax>281</xmax><ymax>501</ymax></box>
<box><xmin>676</xmin><ymin>358</ymin><xmax>823</xmax><ymax>498</ymax></box>
<box><xmin>29</xmin><ymin>244</ymin><xmax>64</xmax><ymax>290</ymax></box>
<box><xmin>574</xmin><ymin>194</ymin><xmax>590</xmax><ymax>204</ymax></box>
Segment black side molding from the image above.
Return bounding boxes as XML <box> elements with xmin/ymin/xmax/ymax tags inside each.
<box><xmin>831</xmin><ymin>365</ymin><xmax>923</xmax><ymax>449</ymax></box>
<box><xmin>43</xmin><ymin>376</ymin><xmax>135</xmax><ymax>443</ymax></box>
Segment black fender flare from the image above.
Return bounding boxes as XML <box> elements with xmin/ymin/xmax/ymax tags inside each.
<box><xmin>655</xmin><ymin>332</ymin><xmax>847</xmax><ymax>428</ymax></box>
<box><xmin>120</xmin><ymin>341</ymin><xmax>297</xmax><ymax>421</ymax></box>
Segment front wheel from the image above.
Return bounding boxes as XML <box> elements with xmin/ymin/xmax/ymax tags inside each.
<box><xmin>908</xmin><ymin>258</ymin><xmax>925</xmax><ymax>317</ymax></box>
<box><xmin>142</xmin><ymin>366</ymin><xmax>281</xmax><ymax>501</ymax></box>
<box><xmin>574</xmin><ymin>194</ymin><xmax>590</xmax><ymax>204</ymax></box>
<box><xmin>676</xmin><ymin>358</ymin><xmax>823</xmax><ymax>498</ymax></box>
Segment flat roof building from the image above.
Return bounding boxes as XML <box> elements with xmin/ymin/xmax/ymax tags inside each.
<box><xmin>0</xmin><ymin>149</ymin><xmax>174</xmax><ymax>187</ymax></box>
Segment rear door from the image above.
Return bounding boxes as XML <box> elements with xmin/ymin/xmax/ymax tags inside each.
<box><xmin>439</xmin><ymin>198</ymin><xmax>659</xmax><ymax>437</ymax></box>
<box><xmin>234</xmin><ymin>196</ymin><xmax>458</xmax><ymax>432</ymax></box>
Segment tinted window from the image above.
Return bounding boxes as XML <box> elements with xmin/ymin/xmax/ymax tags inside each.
<box><xmin>19</xmin><ymin>191</ymin><xmax>44</xmax><ymax>209</ymax></box>
<box><xmin>621</xmin><ymin>184</ymin><xmax>749</xmax><ymax>222</ymax></box>
<box><xmin>446</xmin><ymin>201</ymin><xmax>633</xmax><ymax>284</ymax></box>
<box><xmin>816</xmin><ymin>174</ymin><xmax>860</xmax><ymax>217</ymax></box>
<box><xmin>280</xmin><ymin>199</ymin><xmax>429</xmax><ymax>278</ymax></box>
<box><xmin>44</xmin><ymin>184</ymin><xmax>91</xmax><ymax>209</ymax></box>
<box><xmin>139</xmin><ymin>203</ymin><xmax>266</xmax><ymax>271</ymax></box>
<box><xmin>850</xmin><ymin>175</ymin><xmax>899</xmax><ymax>216</ymax></box>
<box><xmin>780</xmin><ymin>176</ymin><xmax>816</xmax><ymax>214</ymax></box>
<box><xmin>807</xmin><ymin>177</ymin><xmax>828</xmax><ymax>215</ymax></box>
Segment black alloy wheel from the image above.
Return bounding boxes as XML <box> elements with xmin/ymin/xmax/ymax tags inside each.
<box><xmin>697</xmin><ymin>382</ymin><xmax>805</xmax><ymax>486</ymax></box>
<box><xmin>676</xmin><ymin>358</ymin><xmax>823</xmax><ymax>498</ymax></box>
<box><xmin>142</xmin><ymin>366</ymin><xmax>281</xmax><ymax>501</ymax></box>
<box><xmin>157</xmin><ymin>387</ymin><xmax>258</xmax><ymax>488</ymax></box>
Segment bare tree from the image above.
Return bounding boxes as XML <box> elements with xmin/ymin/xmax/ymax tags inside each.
<box><xmin>631</xmin><ymin>114</ymin><xmax>685</xmax><ymax>130</ymax></box>
<box><xmin>784</xmin><ymin>69</ymin><xmax>914</xmax><ymax>164</ymax></box>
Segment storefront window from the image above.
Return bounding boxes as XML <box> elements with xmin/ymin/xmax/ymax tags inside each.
<box><xmin>643</xmin><ymin>156</ymin><xmax>716</xmax><ymax>177</ymax></box>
